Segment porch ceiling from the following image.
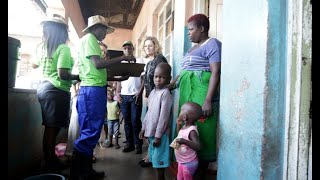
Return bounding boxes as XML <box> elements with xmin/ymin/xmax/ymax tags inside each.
<box><xmin>78</xmin><ymin>0</ymin><xmax>145</xmax><ymax>29</ymax></box>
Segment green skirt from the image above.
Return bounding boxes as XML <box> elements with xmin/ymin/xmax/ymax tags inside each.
<box><xmin>178</xmin><ymin>70</ymin><xmax>219</xmax><ymax>162</ymax></box>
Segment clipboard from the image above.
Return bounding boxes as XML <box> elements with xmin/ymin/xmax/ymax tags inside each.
<box><xmin>107</xmin><ymin>63</ymin><xmax>145</xmax><ymax>77</ymax></box>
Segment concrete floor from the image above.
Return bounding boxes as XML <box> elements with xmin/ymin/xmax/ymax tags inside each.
<box><xmin>57</xmin><ymin>124</ymin><xmax>217</xmax><ymax>180</ymax></box>
<box><xmin>92</xmin><ymin>138</ymin><xmax>175</xmax><ymax>180</ymax></box>
<box><xmin>89</xmin><ymin>124</ymin><xmax>176</xmax><ymax>180</ymax></box>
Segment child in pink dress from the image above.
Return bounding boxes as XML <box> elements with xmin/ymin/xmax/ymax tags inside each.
<box><xmin>171</xmin><ymin>102</ymin><xmax>202</xmax><ymax>180</ymax></box>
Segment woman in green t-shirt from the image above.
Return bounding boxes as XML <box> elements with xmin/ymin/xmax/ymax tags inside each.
<box><xmin>32</xmin><ymin>14</ymin><xmax>80</xmax><ymax>171</ymax></box>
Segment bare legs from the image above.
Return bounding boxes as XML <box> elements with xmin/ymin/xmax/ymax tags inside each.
<box><xmin>156</xmin><ymin>168</ymin><xmax>165</xmax><ymax>180</ymax></box>
<box><xmin>194</xmin><ymin>161</ymin><xmax>209</xmax><ymax>180</ymax></box>
<box><xmin>42</xmin><ymin>126</ymin><xmax>62</xmax><ymax>169</ymax></box>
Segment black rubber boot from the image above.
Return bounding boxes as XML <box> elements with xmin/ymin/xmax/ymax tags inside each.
<box><xmin>89</xmin><ymin>157</ymin><xmax>105</xmax><ymax>179</ymax></box>
<box><xmin>90</xmin><ymin>169</ymin><xmax>105</xmax><ymax>179</ymax></box>
<box><xmin>70</xmin><ymin>150</ymin><xmax>80</xmax><ymax>180</ymax></box>
<box><xmin>70</xmin><ymin>149</ymin><xmax>91</xmax><ymax>180</ymax></box>
<box><xmin>70</xmin><ymin>149</ymin><xmax>105</xmax><ymax>180</ymax></box>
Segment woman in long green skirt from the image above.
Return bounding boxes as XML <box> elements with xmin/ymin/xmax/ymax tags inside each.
<box><xmin>171</xmin><ymin>14</ymin><xmax>221</xmax><ymax>179</ymax></box>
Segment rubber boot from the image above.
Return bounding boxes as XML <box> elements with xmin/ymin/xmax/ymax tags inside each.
<box><xmin>70</xmin><ymin>150</ymin><xmax>80</xmax><ymax>180</ymax></box>
<box><xmin>90</xmin><ymin>163</ymin><xmax>105</xmax><ymax>179</ymax></box>
<box><xmin>70</xmin><ymin>149</ymin><xmax>91</xmax><ymax>180</ymax></box>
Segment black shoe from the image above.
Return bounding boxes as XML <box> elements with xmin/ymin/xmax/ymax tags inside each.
<box><xmin>135</xmin><ymin>145</ymin><xmax>142</xmax><ymax>154</ymax></box>
<box><xmin>140</xmin><ymin>161</ymin><xmax>152</xmax><ymax>168</ymax></box>
<box><xmin>138</xmin><ymin>160</ymin><xmax>145</xmax><ymax>165</ymax></box>
<box><xmin>90</xmin><ymin>169</ymin><xmax>105</xmax><ymax>178</ymax></box>
<box><xmin>122</xmin><ymin>145</ymin><xmax>135</xmax><ymax>152</ymax></box>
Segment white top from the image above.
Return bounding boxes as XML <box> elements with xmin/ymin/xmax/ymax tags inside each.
<box><xmin>120</xmin><ymin>58</ymin><xmax>143</xmax><ymax>95</ymax></box>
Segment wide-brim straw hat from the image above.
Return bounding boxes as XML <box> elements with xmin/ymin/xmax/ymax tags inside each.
<box><xmin>40</xmin><ymin>14</ymin><xmax>68</xmax><ymax>29</ymax></box>
<box><xmin>82</xmin><ymin>15</ymin><xmax>115</xmax><ymax>34</ymax></box>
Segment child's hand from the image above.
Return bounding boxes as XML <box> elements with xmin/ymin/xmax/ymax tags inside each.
<box><xmin>175</xmin><ymin>138</ymin><xmax>185</xmax><ymax>144</ymax></box>
<box><xmin>198</xmin><ymin>116</ymin><xmax>207</xmax><ymax>123</ymax></box>
<box><xmin>139</xmin><ymin>130</ymin><xmax>145</xmax><ymax>139</ymax></box>
<box><xmin>176</xmin><ymin>118</ymin><xmax>183</xmax><ymax>125</ymax></box>
<box><xmin>153</xmin><ymin>137</ymin><xmax>161</xmax><ymax>147</ymax></box>
<box><xmin>170</xmin><ymin>138</ymin><xmax>181</xmax><ymax>149</ymax></box>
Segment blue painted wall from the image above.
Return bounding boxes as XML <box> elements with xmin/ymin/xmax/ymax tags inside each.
<box><xmin>218</xmin><ymin>0</ymin><xmax>287</xmax><ymax>179</ymax></box>
<box><xmin>263</xmin><ymin>0</ymin><xmax>287</xmax><ymax>178</ymax></box>
<box><xmin>170</xmin><ymin>26</ymin><xmax>191</xmax><ymax>140</ymax></box>
<box><xmin>169</xmin><ymin>1</ymin><xmax>191</xmax><ymax>160</ymax></box>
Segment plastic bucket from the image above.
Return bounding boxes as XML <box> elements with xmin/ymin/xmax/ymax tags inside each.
<box><xmin>8</xmin><ymin>36</ymin><xmax>21</xmax><ymax>88</ymax></box>
<box><xmin>23</xmin><ymin>173</ymin><xmax>65</xmax><ymax>180</ymax></box>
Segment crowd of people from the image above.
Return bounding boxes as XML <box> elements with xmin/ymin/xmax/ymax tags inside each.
<box><xmin>32</xmin><ymin>12</ymin><xmax>221</xmax><ymax>180</ymax></box>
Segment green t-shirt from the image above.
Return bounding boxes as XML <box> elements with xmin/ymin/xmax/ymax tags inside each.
<box><xmin>33</xmin><ymin>43</ymin><xmax>74</xmax><ymax>92</ymax></box>
<box><xmin>78</xmin><ymin>33</ymin><xmax>107</xmax><ymax>86</ymax></box>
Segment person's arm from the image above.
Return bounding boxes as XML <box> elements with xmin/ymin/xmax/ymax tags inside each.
<box><xmin>202</xmin><ymin>62</ymin><xmax>221</xmax><ymax>117</ymax></box>
<box><xmin>139</xmin><ymin>117</ymin><xmax>146</xmax><ymax>139</ymax></box>
<box><xmin>116</xmin><ymin>102</ymin><xmax>121</xmax><ymax>116</ymax></box>
<box><xmin>116</xmin><ymin>82</ymin><xmax>122</xmax><ymax>103</ymax></box>
<box><xmin>90</xmin><ymin>55</ymin><xmax>136</xmax><ymax>69</ymax></box>
<box><xmin>154</xmin><ymin>91</ymin><xmax>173</xmax><ymax>147</ymax></box>
<box><xmin>138</xmin><ymin>74</ymin><xmax>145</xmax><ymax>97</ymax></box>
<box><xmin>58</xmin><ymin>68</ymin><xmax>80</xmax><ymax>81</ymax></box>
<box><xmin>166</xmin><ymin>74</ymin><xmax>180</xmax><ymax>90</ymax></box>
<box><xmin>134</xmin><ymin>75</ymin><xmax>144</xmax><ymax>105</ymax></box>
<box><xmin>175</xmin><ymin>130</ymin><xmax>200</xmax><ymax>151</ymax></box>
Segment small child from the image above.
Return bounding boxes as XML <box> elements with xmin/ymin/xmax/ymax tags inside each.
<box><xmin>105</xmin><ymin>89</ymin><xmax>121</xmax><ymax>149</ymax></box>
<box><xmin>139</xmin><ymin>62</ymin><xmax>173</xmax><ymax>180</ymax></box>
<box><xmin>171</xmin><ymin>102</ymin><xmax>202</xmax><ymax>180</ymax></box>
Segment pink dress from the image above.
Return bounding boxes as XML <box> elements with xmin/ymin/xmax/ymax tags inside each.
<box><xmin>174</xmin><ymin>125</ymin><xmax>199</xmax><ymax>180</ymax></box>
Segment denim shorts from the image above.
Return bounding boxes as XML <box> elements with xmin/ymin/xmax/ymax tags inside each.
<box><xmin>108</xmin><ymin>119</ymin><xmax>120</xmax><ymax>136</ymax></box>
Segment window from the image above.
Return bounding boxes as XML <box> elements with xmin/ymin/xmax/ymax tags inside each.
<box><xmin>157</xmin><ymin>0</ymin><xmax>174</xmax><ymax>66</ymax></box>
<box><xmin>137</xmin><ymin>28</ymin><xmax>147</xmax><ymax>61</ymax></box>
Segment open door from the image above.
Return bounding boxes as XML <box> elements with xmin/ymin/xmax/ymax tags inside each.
<box><xmin>208</xmin><ymin>0</ymin><xmax>223</xmax><ymax>41</ymax></box>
